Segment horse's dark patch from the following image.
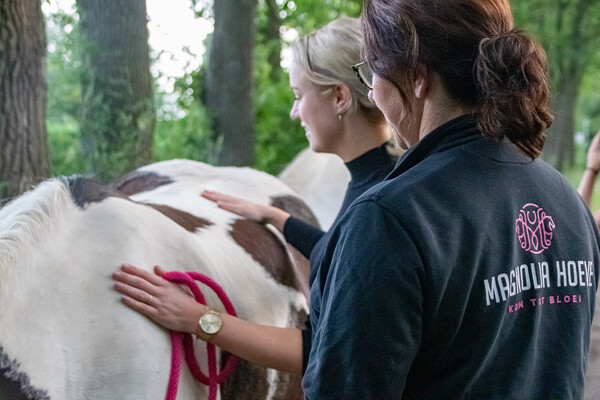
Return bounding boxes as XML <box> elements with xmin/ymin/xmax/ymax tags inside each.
<box><xmin>220</xmin><ymin>354</ymin><xmax>304</xmax><ymax>400</ymax></box>
<box><xmin>144</xmin><ymin>203</ymin><xmax>213</xmax><ymax>232</ymax></box>
<box><xmin>220</xmin><ymin>322</ymin><xmax>304</xmax><ymax>400</ymax></box>
<box><xmin>0</xmin><ymin>345</ymin><xmax>50</xmax><ymax>400</ymax></box>
<box><xmin>222</xmin><ymin>206</ymin><xmax>308</xmax><ymax>399</ymax></box>
<box><xmin>63</xmin><ymin>177</ymin><xmax>128</xmax><ymax>208</ymax></box>
<box><xmin>270</xmin><ymin>368</ymin><xmax>305</xmax><ymax>400</ymax></box>
<box><xmin>270</xmin><ymin>195</ymin><xmax>317</xmax><ymax>298</ymax></box>
<box><xmin>268</xmin><ymin>306</ymin><xmax>306</xmax><ymax>400</ymax></box>
<box><xmin>229</xmin><ymin>219</ymin><xmax>300</xmax><ymax>291</ymax></box>
<box><xmin>220</xmin><ymin>355</ymin><xmax>270</xmax><ymax>400</ymax></box>
<box><xmin>62</xmin><ymin>177</ymin><xmax>212</xmax><ymax>232</ymax></box>
<box><xmin>110</xmin><ymin>171</ymin><xmax>173</xmax><ymax>196</ymax></box>
<box><xmin>271</xmin><ymin>195</ymin><xmax>320</xmax><ymax>229</ymax></box>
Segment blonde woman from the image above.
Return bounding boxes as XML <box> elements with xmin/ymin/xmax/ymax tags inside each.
<box><xmin>113</xmin><ymin>17</ymin><xmax>396</xmax><ymax>377</ymax></box>
<box><xmin>203</xmin><ymin>16</ymin><xmax>396</xmax><ymax>273</ymax></box>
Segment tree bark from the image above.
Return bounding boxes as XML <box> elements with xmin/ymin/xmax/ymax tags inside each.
<box><xmin>0</xmin><ymin>0</ymin><xmax>49</xmax><ymax>199</ymax></box>
<box><xmin>204</xmin><ymin>0</ymin><xmax>257</xmax><ymax>167</ymax></box>
<box><xmin>263</xmin><ymin>0</ymin><xmax>282</xmax><ymax>80</ymax></box>
<box><xmin>76</xmin><ymin>0</ymin><xmax>155</xmax><ymax>182</ymax></box>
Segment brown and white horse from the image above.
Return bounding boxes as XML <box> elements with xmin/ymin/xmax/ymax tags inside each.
<box><xmin>0</xmin><ymin>160</ymin><xmax>317</xmax><ymax>400</ymax></box>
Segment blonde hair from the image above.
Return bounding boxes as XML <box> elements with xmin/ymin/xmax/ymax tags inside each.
<box><xmin>292</xmin><ymin>17</ymin><xmax>381</xmax><ymax>120</ymax></box>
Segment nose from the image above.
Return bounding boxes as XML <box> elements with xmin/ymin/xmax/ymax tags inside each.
<box><xmin>290</xmin><ymin>101</ymin><xmax>299</xmax><ymax>120</ymax></box>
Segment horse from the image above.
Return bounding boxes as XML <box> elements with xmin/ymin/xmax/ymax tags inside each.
<box><xmin>0</xmin><ymin>159</ymin><xmax>317</xmax><ymax>400</ymax></box>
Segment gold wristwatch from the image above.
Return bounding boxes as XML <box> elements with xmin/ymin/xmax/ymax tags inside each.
<box><xmin>196</xmin><ymin>309</ymin><xmax>222</xmax><ymax>342</ymax></box>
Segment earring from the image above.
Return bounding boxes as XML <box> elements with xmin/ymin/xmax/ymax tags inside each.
<box><xmin>338</xmin><ymin>113</ymin><xmax>342</xmax><ymax>120</ymax></box>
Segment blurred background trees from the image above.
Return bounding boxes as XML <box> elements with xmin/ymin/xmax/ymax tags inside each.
<box><xmin>203</xmin><ymin>0</ymin><xmax>257</xmax><ymax>167</ymax></box>
<box><xmin>513</xmin><ymin>0</ymin><xmax>600</xmax><ymax>172</ymax></box>
<box><xmin>1</xmin><ymin>0</ymin><xmax>599</xmax><ymax>201</ymax></box>
<box><xmin>0</xmin><ymin>0</ymin><xmax>49</xmax><ymax>198</ymax></box>
<box><xmin>76</xmin><ymin>0</ymin><xmax>155</xmax><ymax>182</ymax></box>
<box><xmin>39</xmin><ymin>0</ymin><xmax>362</xmax><ymax>184</ymax></box>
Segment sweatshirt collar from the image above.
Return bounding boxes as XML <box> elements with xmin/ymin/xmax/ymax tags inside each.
<box><xmin>387</xmin><ymin>115</ymin><xmax>481</xmax><ymax>180</ymax></box>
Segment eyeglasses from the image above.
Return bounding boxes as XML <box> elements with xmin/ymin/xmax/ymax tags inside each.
<box><xmin>352</xmin><ymin>62</ymin><xmax>374</xmax><ymax>90</ymax></box>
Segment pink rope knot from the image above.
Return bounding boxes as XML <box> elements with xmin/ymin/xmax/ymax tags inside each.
<box><xmin>162</xmin><ymin>271</ymin><xmax>239</xmax><ymax>400</ymax></box>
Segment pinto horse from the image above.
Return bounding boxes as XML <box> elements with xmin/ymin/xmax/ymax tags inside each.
<box><xmin>0</xmin><ymin>160</ymin><xmax>316</xmax><ymax>400</ymax></box>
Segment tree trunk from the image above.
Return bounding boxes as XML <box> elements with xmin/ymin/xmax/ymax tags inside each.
<box><xmin>76</xmin><ymin>0</ymin><xmax>155</xmax><ymax>182</ymax></box>
<box><xmin>0</xmin><ymin>0</ymin><xmax>49</xmax><ymax>199</ymax></box>
<box><xmin>263</xmin><ymin>0</ymin><xmax>282</xmax><ymax>80</ymax></box>
<box><xmin>544</xmin><ymin>72</ymin><xmax>580</xmax><ymax>171</ymax></box>
<box><xmin>204</xmin><ymin>0</ymin><xmax>257</xmax><ymax>167</ymax></box>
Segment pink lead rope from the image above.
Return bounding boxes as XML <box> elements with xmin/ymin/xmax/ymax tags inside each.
<box><xmin>162</xmin><ymin>271</ymin><xmax>239</xmax><ymax>400</ymax></box>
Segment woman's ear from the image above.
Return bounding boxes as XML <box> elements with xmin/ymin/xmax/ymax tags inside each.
<box><xmin>414</xmin><ymin>64</ymin><xmax>428</xmax><ymax>99</ymax></box>
<box><xmin>333</xmin><ymin>84</ymin><xmax>353</xmax><ymax>114</ymax></box>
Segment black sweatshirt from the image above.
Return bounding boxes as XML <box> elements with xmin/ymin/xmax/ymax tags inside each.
<box><xmin>303</xmin><ymin>115</ymin><xmax>600</xmax><ymax>399</ymax></box>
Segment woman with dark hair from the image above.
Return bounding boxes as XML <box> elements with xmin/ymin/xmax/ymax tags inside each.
<box><xmin>302</xmin><ymin>0</ymin><xmax>600</xmax><ymax>399</ymax></box>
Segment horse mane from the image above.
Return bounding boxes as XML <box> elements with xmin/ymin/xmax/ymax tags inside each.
<box><xmin>0</xmin><ymin>345</ymin><xmax>50</xmax><ymax>400</ymax></box>
<box><xmin>0</xmin><ymin>178</ymin><xmax>77</xmax><ymax>285</ymax></box>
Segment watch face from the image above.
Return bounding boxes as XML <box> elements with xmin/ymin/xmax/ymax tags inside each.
<box><xmin>200</xmin><ymin>312</ymin><xmax>222</xmax><ymax>335</ymax></box>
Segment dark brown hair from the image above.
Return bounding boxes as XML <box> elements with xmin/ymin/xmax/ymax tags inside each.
<box><xmin>362</xmin><ymin>0</ymin><xmax>553</xmax><ymax>159</ymax></box>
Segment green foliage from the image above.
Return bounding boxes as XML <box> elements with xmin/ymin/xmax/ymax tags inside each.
<box><xmin>78</xmin><ymin>81</ymin><xmax>155</xmax><ymax>182</ymax></box>
<box><xmin>47</xmin><ymin>119</ymin><xmax>85</xmax><ymax>176</ymax></box>
<box><xmin>77</xmin><ymin>8</ymin><xmax>156</xmax><ymax>182</ymax></box>
<box><xmin>249</xmin><ymin>0</ymin><xmax>363</xmax><ymax>175</ymax></box>
<box><xmin>46</xmin><ymin>12</ymin><xmax>81</xmax><ymax>124</ymax></box>
<box><xmin>152</xmin><ymin>32</ymin><xmax>219</xmax><ymax>165</ymax></box>
<box><xmin>47</xmin><ymin>7</ymin><xmax>160</xmax><ymax>181</ymax></box>
<box><xmin>44</xmin><ymin>0</ymin><xmax>363</xmax><ymax>182</ymax></box>
<box><xmin>44</xmin><ymin>0</ymin><xmax>600</xmax><ymax>184</ymax></box>
<box><xmin>46</xmin><ymin>10</ymin><xmax>84</xmax><ymax>177</ymax></box>
<box><xmin>280</xmin><ymin>0</ymin><xmax>362</xmax><ymax>34</ymax></box>
<box><xmin>513</xmin><ymin>0</ymin><xmax>600</xmax><ymax>88</ymax></box>
<box><xmin>253</xmin><ymin>43</ymin><xmax>306</xmax><ymax>175</ymax></box>
<box><xmin>512</xmin><ymin>0</ymin><xmax>600</xmax><ymax>171</ymax></box>
<box><xmin>154</xmin><ymin>100</ymin><xmax>217</xmax><ymax>163</ymax></box>
<box><xmin>576</xmin><ymin>53</ymin><xmax>600</xmax><ymax>135</ymax></box>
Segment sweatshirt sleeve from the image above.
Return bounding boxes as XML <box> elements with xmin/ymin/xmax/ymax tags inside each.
<box><xmin>282</xmin><ymin>216</ymin><xmax>325</xmax><ymax>259</ymax></box>
<box><xmin>303</xmin><ymin>199</ymin><xmax>424</xmax><ymax>399</ymax></box>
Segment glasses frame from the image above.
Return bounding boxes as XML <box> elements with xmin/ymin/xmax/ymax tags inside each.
<box><xmin>352</xmin><ymin>62</ymin><xmax>373</xmax><ymax>90</ymax></box>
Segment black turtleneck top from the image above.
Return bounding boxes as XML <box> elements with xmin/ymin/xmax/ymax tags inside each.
<box><xmin>283</xmin><ymin>143</ymin><xmax>397</xmax><ymax>276</ymax></box>
<box><xmin>282</xmin><ymin>142</ymin><xmax>397</xmax><ymax>372</ymax></box>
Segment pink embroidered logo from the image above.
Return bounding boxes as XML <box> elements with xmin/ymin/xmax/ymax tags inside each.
<box><xmin>515</xmin><ymin>203</ymin><xmax>555</xmax><ymax>254</ymax></box>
